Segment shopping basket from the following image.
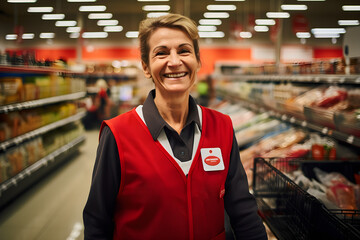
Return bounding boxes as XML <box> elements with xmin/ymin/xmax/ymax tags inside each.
<box><xmin>252</xmin><ymin>157</ymin><xmax>360</xmax><ymax>240</ymax></box>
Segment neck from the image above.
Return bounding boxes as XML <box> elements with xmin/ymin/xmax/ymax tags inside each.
<box><xmin>154</xmin><ymin>90</ymin><xmax>189</xmax><ymax>134</ymax></box>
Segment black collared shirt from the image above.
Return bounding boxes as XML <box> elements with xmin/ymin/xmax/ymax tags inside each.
<box><xmin>83</xmin><ymin>90</ymin><xmax>267</xmax><ymax>240</ymax></box>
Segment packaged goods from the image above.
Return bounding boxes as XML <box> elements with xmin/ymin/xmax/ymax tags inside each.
<box><xmin>0</xmin><ymin>77</ymin><xmax>24</xmax><ymax>105</ymax></box>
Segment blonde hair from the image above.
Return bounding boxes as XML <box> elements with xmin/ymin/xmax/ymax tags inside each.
<box><xmin>138</xmin><ymin>13</ymin><xmax>200</xmax><ymax>67</ymax></box>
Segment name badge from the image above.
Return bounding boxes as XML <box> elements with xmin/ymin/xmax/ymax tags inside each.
<box><xmin>200</xmin><ymin>148</ymin><xmax>225</xmax><ymax>171</ymax></box>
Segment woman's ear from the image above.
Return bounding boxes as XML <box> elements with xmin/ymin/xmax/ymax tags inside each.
<box><xmin>141</xmin><ymin>61</ymin><xmax>152</xmax><ymax>78</ymax></box>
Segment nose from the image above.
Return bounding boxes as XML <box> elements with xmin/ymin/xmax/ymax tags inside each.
<box><xmin>168</xmin><ymin>51</ymin><xmax>182</xmax><ymax>67</ymax></box>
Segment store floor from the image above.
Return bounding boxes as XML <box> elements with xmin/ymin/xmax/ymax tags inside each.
<box><xmin>0</xmin><ymin>129</ymin><xmax>276</xmax><ymax>240</ymax></box>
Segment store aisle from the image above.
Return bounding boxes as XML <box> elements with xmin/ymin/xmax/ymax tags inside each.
<box><xmin>0</xmin><ymin>129</ymin><xmax>100</xmax><ymax>240</ymax></box>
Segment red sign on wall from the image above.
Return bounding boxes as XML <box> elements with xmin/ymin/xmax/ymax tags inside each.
<box><xmin>292</xmin><ymin>14</ymin><xmax>309</xmax><ymax>33</ymax></box>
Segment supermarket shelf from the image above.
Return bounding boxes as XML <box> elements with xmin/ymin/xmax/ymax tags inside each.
<box><xmin>221</xmin><ymin>74</ymin><xmax>360</xmax><ymax>84</ymax></box>
<box><xmin>216</xmin><ymin>88</ymin><xmax>360</xmax><ymax>148</ymax></box>
<box><xmin>0</xmin><ymin>135</ymin><xmax>86</xmax><ymax>209</ymax></box>
<box><xmin>0</xmin><ymin>65</ymin><xmax>71</xmax><ymax>75</ymax></box>
<box><xmin>0</xmin><ymin>110</ymin><xmax>86</xmax><ymax>151</ymax></box>
<box><xmin>0</xmin><ymin>92</ymin><xmax>86</xmax><ymax>113</ymax></box>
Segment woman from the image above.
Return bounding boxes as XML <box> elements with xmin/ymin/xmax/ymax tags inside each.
<box><xmin>83</xmin><ymin>13</ymin><xmax>267</xmax><ymax>240</ymax></box>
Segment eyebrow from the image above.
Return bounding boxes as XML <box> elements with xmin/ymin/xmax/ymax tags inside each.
<box><xmin>152</xmin><ymin>43</ymin><xmax>193</xmax><ymax>53</ymax></box>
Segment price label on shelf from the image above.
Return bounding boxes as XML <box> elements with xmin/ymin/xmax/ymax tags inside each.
<box><xmin>290</xmin><ymin>117</ymin><xmax>296</xmax><ymax>123</ymax></box>
<box><xmin>346</xmin><ymin>135</ymin><xmax>354</xmax><ymax>144</ymax></box>
<box><xmin>301</xmin><ymin>121</ymin><xmax>307</xmax><ymax>127</ymax></box>
<box><xmin>322</xmin><ymin>127</ymin><xmax>328</xmax><ymax>135</ymax></box>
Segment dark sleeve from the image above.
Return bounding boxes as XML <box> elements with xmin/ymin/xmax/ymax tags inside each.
<box><xmin>224</xmin><ymin>131</ymin><xmax>267</xmax><ymax>240</ymax></box>
<box><xmin>83</xmin><ymin>126</ymin><xmax>121</xmax><ymax>240</ymax></box>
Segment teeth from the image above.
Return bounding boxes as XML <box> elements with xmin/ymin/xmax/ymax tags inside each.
<box><xmin>165</xmin><ymin>73</ymin><xmax>186</xmax><ymax>78</ymax></box>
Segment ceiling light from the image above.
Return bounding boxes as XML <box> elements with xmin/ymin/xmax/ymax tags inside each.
<box><xmin>254</xmin><ymin>26</ymin><xmax>269</xmax><ymax>32</ymax></box>
<box><xmin>255</xmin><ymin>19</ymin><xmax>276</xmax><ymax>25</ymax></box>
<box><xmin>206</xmin><ymin>5</ymin><xmax>236</xmax><ymax>11</ymax></box>
<box><xmin>66</xmin><ymin>27</ymin><xmax>81</xmax><ymax>33</ymax></box>
<box><xmin>69</xmin><ymin>32</ymin><xmax>80</xmax><ymax>38</ymax></box>
<box><xmin>104</xmin><ymin>26</ymin><xmax>123</xmax><ymax>32</ymax></box>
<box><xmin>42</xmin><ymin>14</ymin><xmax>65</xmax><ymax>20</ymax></box>
<box><xmin>281</xmin><ymin>4</ymin><xmax>307</xmax><ymax>10</ymax></box>
<box><xmin>266</xmin><ymin>12</ymin><xmax>290</xmax><ymax>18</ymax></box>
<box><xmin>126</xmin><ymin>31</ymin><xmax>139</xmax><ymax>38</ymax></box>
<box><xmin>5</xmin><ymin>34</ymin><xmax>17</xmax><ymax>40</ymax></box>
<box><xmin>142</xmin><ymin>5</ymin><xmax>170</xmax><ymax>11</ymax></box>
<box><xmin>147</xmin><ymin>12</ymin><xmax>169</xmax><ymax>18</ymax></box>
<box><xmin>7</xmin><ymin>0</ymin><xmax>37</xmax><ymax>3</ymax></box>
<box><xmin>82</xmin><ymin>32</ymin><xmax>108</xmax><ymax>38</ymax></box>
<box><xmin>97</xmin><ymin>20</ymin><xmax>118</xmax><ymax>26</ymax></box>
<box><xmin>22</xmin><ymin>33</ymin><xmax>34</xmax><ymax>39</ymax></box>
<box><xmin>199</xmin><ymin>31</ymin><xmax>225</xmax><ymax>38</ymax></box>
<box><xmin>88</xmin><ymin>13</ymin><xmax>112</xmax><ymax>19</ymax></box>
<box><xmin>56</xmin><ymin>20</ymin><xmax>77</xmax><ymax>27</ymax></box>
<box><xmin>297</xmin><ymin>0</ymin><xmax>324</xmax><ymax>1</ymax></box>
<box><xmin>138</xmin><ymin>0</ymin><xmax>169</xmax><ymax>1</ymax></box>
<box><xmin>314</xmin><ymin>33</ymin><xmax>340</xmax><ymax>38</ymax></box>
<box><xmin>311</xmin><ymin>28</ymin><xmax>346</xmax><ymax>34</ymax></box>
<box><xmin>27</xmin><ymin>7</ymin><xmax>53</xmax><ymax>13</ymax></box>
<box><xmin>342</xmin><ymin>5</ymin><xmax>360</xmax><ymax>11</ymax></box>
<box><xmin>296</xmin><ymin>32</ymin><xmax>311</xmax><ymax>38</ymax></box>
<box><xmin>204</xmin><ymin>12</ymin><xmax>229</xmax><ymax>18</ymax></box>
<box><xmin>199</xmin><ymin>19</ymin><xmax>222</xmax><ymax>25</ymax></box>
<box><xmin>338</xmin><ymin>20</ymin><xmax>359</xmax><ymax>26</ymax></box>
<box><xmin>197</xmin><ymin>25</ymin><xmax>217</xmax><ymax>32</ymax></box>
<box><xmin>215</xmin><ymin>0</ymin><xmax>244</xmax><ymax>1</ymax></box>
<box><xmin>40</xmin><ymin>32</ymin><xmax>55</xmax><ymax>39</ymax></box>
<box><xmin>79</xmin><ymin>5</ymin><xmax>106</xmax><ymax>12</ymax></box>
<box><xmin>68</xmin><ymin>0</ymin><xmax>96</xmax><ymax>2</ymax></box>
<box><xmin>239</xmin><ymin>31</ymin><xmax>252</xmax><ymax>38</ymax></box>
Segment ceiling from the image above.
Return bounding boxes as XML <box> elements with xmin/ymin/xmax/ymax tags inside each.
<box><xmin>0</xmin><ymin>0</ymin><xmax>360</xmax><ymax>48</ymax></box>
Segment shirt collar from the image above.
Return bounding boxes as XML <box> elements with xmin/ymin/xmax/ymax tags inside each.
<box><xmin>142</xmin><ymin>89</ymin><xmax>201</xmax><ymax>141</ymax></box>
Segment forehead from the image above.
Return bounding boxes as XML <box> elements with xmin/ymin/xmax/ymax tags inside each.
<box><xmin>148</xmin><ymin>27</ymin><xmax>193</xmax><ymax>49</ymax></box>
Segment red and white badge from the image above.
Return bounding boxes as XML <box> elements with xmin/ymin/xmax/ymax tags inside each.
<box><xmin>200</xmin><ymin>148</ymin><xmax>225</xmax><ymax>171</ymax></box>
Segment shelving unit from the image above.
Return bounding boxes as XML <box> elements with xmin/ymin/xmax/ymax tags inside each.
<box><xmin>216</xmin><ymin>73</ymin><xmax>360</xmax><ymax>148</ymax></box>
<box><xmin>0</xmin><ymin>65</ymin><xmax>87</xmax><ymax>209</ymax></box>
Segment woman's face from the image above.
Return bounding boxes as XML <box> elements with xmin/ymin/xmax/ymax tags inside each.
<box><xmin>142</xmin><ymin>27</ymin><xmax>200</xmax><ymax>96</ymax></box>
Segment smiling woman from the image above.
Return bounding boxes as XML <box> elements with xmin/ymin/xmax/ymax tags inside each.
<box><xmin>83</xmin><ymin>13</ymin><xmax>267</xmax><ymax>240</ymax></box>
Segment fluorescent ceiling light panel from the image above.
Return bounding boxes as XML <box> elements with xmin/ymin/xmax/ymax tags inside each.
<box><xmin>56</xmin><ymin>20</ymin><xmax>77</xmax><ymax>27</ymax></box>
<box><xmin>199</xmin><ymin>19</ymin><xmax>222</xmax><ymax>25</ymax></box>
<box><xmin>338</xmin><ymin>20</ymin><xmax>359</xmax><ymax>26</ymax></box>
<box><xmin>314</xmin><ymin>33</ymin><xmax>340</xmax><ymax>38</ymax></box>
<box><xmin>197</xmin><ymin>25</ymin><xmax>217</xmax><ymax>32</ymax></box>
<box><xmin>70</xmin><ymin>32</ymin><xmax>80</xmax><ymax>38</ymax></box>
<box><xmin>142</xmin><ymin>5</ymin><xmax>170</xmax><ymax>11</ymax></box>
<box><xmin>40</xmin><ymin>32</ymin><xmax>55</xmax><ymax>39</ymax></box>
<box><xmin>255</xmin><ymin>19</ymin><xmax>276</xmax><ymax>25</ymax></box>
<box><xmin>138</xmin><ymin>0</ymin><xmax>169</xmax><ymax>1</ymax></box>
<box><xmin>5</xmin><ymin>34</ymin><xmax>17</xmax><ymax>40</ymax></box>
<box><xmin>311</xmin><ymin>28</ymin><xmax>346</xmax><ymax>34</ymax></box>
<box><xmin>82</xmin><ymin>32</ymin><xmax>108</xmax><ymax>38</ymax></box>
<box><xmin>88</xmin><ymin>13</ymin><xmax>112</xmax><ymax>19</ymax></box>
<box><xmin>8</xmin><ymin>0</ymin><xmax>37</xmax><ymax>3</ymax></box>
<box><xmin>296</xmin><ymin>32</ymin><xmax>311</xmax><ymax>38</ymax></box>
<box><xmin>206</xmin><ymin>5</ymin><xmax>236</xmax><ymax>11</ymax></box>
<box><xmin>66</xmin><ymin>27</ymin><xmax>81</xmax><ymax>33</ymax></box>
<box><xmin>79</xmin><ymin>5</ymin><xmax>106</xmax><ymax>12</ymax></box>
<box><xmin>28</xmin><ymin>7</ymin><xmax>53</xmax><ymax>13</ymax></box>
<box><xmin>126</xmin><ymin>31</ymin><xmax>139</xmax><ymax>38</ymax></box>
<box><xmin>199</xmin><ymin>31</ymin><xmax>225</xmax><ymax>38</ymax></box>
<box><xmin>215</xmin><ymin>0</ymin><xmax>244</xmax><ymax>1</ymax></box>
<box><xmin>266</xmin><ymin>12</ymin><xmax>290</xmax><ymax>18</ymax></box>
<box><xmin>97</xmin><ymin>20</ymin><xmax>118</xmax><ymax>26</ymax></box>
<box><xmin>342</xmin><ymin>5</ymin><xmax>360</xmax><ymax>11</ymax></box>
<box><xmin>281</xmin><ymin>4</ymin><xmax>307</xmax><ymax>10</ymax></box>
<box><xmin>104</xmin><ymin>26</ymin><xmax>123</xmax><ymax>32</ymax></box>
<box><xmin>254</xmin><ymin>26</ymin><xmax>269</xmax><ymax>32</ymax></box>
<box><xmin>204</xmin><ymin>12</ymin><xmax>229</xmax><ymax>18</ymax></box>
<box><xmin>147</xmin><ymin>12</ymin><xmax>169</xmax><ymax>18</ymax></box>
<box><xmin>42</xmin><ymin>14</ymin><xmax>65</xmax><ymax>20</ymax></box>
<box><xmin>68</xmin><ymin>0</ymin><xmax>96</xmax><ymax>2</ymax></box>
<box><xmin>22</xmin><ymin>33</ymin><xmax>35</xmax><ymax>39</ymax></box>
<box><xmin>239</xmin><ymin>31</ymin><xmax>252</xmax><ymax>38</ymax></box>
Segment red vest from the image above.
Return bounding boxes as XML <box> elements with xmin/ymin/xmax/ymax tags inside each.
<box><xmin>101</xmin><ymin>106</ymin><xmax>233</xmax><ymax>240</ymax></box>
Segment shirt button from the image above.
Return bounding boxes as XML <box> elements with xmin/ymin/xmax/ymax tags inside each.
<box><xmin>180</xmin><ymin>151</ymin><xmax>185</xmax><ymax>156</ymax></box>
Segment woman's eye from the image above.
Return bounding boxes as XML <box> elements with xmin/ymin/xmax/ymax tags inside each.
<box><xmin>179</xmin><ymin>49</ymin><xmax>190</xmax><ymax>54</ymax></box>
<box><xmin>155</xmin><ymin>51</ymin><xmax>166</xmax><ymax>56</ymax></box>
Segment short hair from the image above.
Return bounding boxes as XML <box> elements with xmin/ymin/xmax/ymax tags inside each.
<box><xmin>138</xmin><ymin>13</ymin><xmax>200</xmax><ymax>67</ymax></box>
